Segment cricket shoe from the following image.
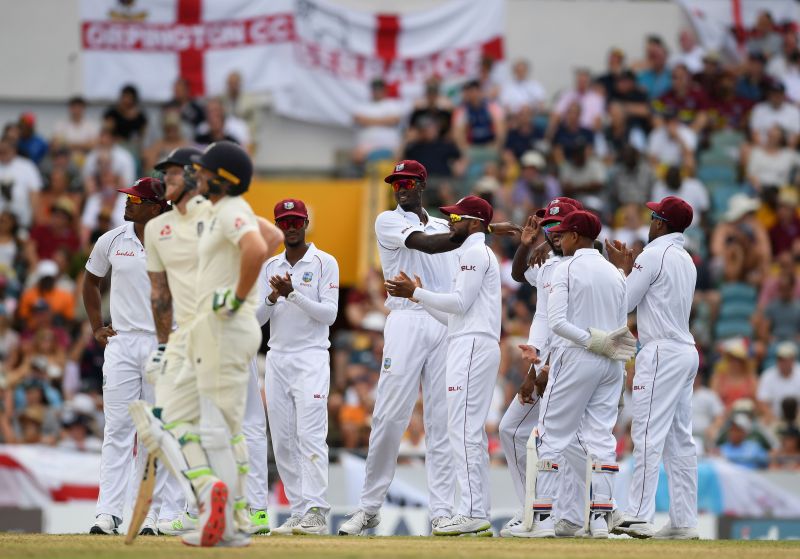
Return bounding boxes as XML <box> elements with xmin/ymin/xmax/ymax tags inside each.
<box><xmin>432</xmin><ymin>515</ymin><xmax>491</xmax><ymax>536</ymax></box>
<box><xmin>588</xmin><ymin>513</ymin><xmax>609</xmax><ymax>539</ymax></box>
<box><xmin>431</xmin><ymin>516</ymin><xmax>450</xmax><ymax>533</ymax></box>
<box><xmin>612</xmin><ymin>515</ymin><xmax>655</xmax><ymax>538</ymax></box>
<box><xmin>272</xmin><ymin>515</ymin><xmax>303</xmax><ymax>535</ymax></box>
<box><xmin>247</xmin><ymin>509</ymin><xmax>270</xmax><ymax>535</ymax></box>
<box><xmin>139</xmin><ymin>515</ymin><xmax>158</xmax><ymax>536</ymax></box>
<box><xmin>338</xmin><ymin>510</ymin><xmax>380</xmax><ymax>536</ymax></box>
<box><xmin>89</xmin><ymin>514</ymin><xmax>120</xmax><ymax>535</ymax></box>
<box><xmin>555</xmin><ymin>519</ymin><xmax>582</xmax><ymax>538</ymax></box>
<box><xmin>499</xmin><ymin>513</ymin><xmax>523</xmax><ymax>537</ymax></box>
<box><xmin>653</xmin><ymin>525</ymin><xmax>699</xmax><ymax>540</ymax></box>
<box><xmin>509</xmin><ymin>515</ymin><xmax>555</xmax><ymax>538</ymax></box>
<box><xmin>182</xmin><ymin>479</ymin><xmax>229</xmax><ymax>547</ymax></box>
<box><xmin>158</xmin><ymin>512</ymin><xmax>197</xmax><ymax>536</ymax></box>
<box><xmin>217</xmin><ymin>532</ymin><xmax>252</xmax><ymax>547</ymax></box>
<box><xmin>293</xmin><ymin>508</ymin><xmax>328</xmax><ymax>535</ymax></box>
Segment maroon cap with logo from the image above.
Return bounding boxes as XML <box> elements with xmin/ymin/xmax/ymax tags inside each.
<box><xmin>274</xmin><ymin>198</ymin><xmax>308</xmax><ymax>220</ymax></box>
<box><xmin>539</xmin><ymin>200</ymin><xmax>579</xmax><ymax>226</ymax></box>
<box><xmin>384</xmin><ymin>160</ymin><xmax>428</xmax><ymax>183</ymax></box>
<box><xmin>535</xmin><ymin>197</ymin><xmax>584</xmax><ymax>218</ymax></box>
<box><xmin>439</xmin><ymin>195</ymin><xmax>494</xmax><ymax>223</ymax></box>
<box><xmin>118</xmin><ymin>177</ymin><xmax>167</xmax><ymax>209</ymax></box>
<box><xmin>548</xmin><ymin>210</ymin><xmax>602</xmax><ymax>239</ymax></box>
<box><xmin>646</xmin><ymin>196</ymin><xmax>693</xmax><ymax>232</ymax></box>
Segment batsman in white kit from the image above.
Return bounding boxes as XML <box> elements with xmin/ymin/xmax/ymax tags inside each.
<box><xmin>256</xmin><ymin>198</ymin><xmax>339</xmax><ymax>535</ymax></box>
<box><xmin>528</xmin><ymin>210</ymin><xmax>636</xmax><ymax>539</ymax></box>
<box><xmin>386</xmin><ymin>195</ymin><xmax>502</xmax><ymax>537</ymax></box>
<box><xmin>85</xmin><ymin>178</ymin><xmax>178</xmax><ymax>535</ymax></box>
<box><xmin>141</xmin><ymin>147</ymin><xmax>279</xmax><ymax>536</ymax></box>
<box><xmin>131</xmin><ymin>141</ymin><xmax>269</xmax><ymax>547</ymax></box>
<box><xmin>606</xmin><ymin>196</ymin><xmax>700</xmax><ymax>540</ymax></box>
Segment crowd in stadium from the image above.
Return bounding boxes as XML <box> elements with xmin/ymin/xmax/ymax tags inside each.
<box><xmin>0</xmin><ymin>16</ymin><xmax>799</xmax><ymax>475</ymax></box>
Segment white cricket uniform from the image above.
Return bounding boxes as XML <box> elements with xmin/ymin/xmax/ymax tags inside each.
<box><xmin>535</xmin><ymin>248</ymin><xmax>626</xmax><ymax>510</ymax></box>
<box><xmin>414</xmin><ymin>232</ymin><xmax>501</xmax><ymax>520</ymax></box>
<box><xmin>256</xmin><ymin>244</ymin><xmax>339</xmax><ymax>516</ymax></box>
<box><xmin>87</xmin><ymin>222</ymin><xmax>171</xmax><ymax>522</ymax></box>
<box><xmin>624</xmin><ymin>233</ymin><xmax>699</xmax><ymax>528</ymax></box>
<box><xmin>145</xmin><ymin>195</ymin><xmax>270</xmax><ymax>512</ymax></box>
<box><xmin>358</xmin><ymin>207</ymin><xmax>456</xmax><ymax>518</ymax></box>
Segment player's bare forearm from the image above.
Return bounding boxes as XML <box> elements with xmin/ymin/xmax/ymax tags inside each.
<box><xmin>405</xmin><ymin>231</ymin><xmax>462</xmax><ymax>254</ymax></box>
<box><xmin>236</xmin><ymin>231</ymin><xmax>268</xmax><ymax>300</ymax></box>
<box><xmin>257</xmin><ymin>217</ymin><xmax>284</xmax><ymax>257</ymax></box>
<box><xmin>149</xmin><ymin>271</ymin><xmax>173</xmax><ymax>344</ymax></box>
<box><xmin>82</xmin><ymin>272</ymin><xmax>104</xmax><ymax>332</ymax></box>
<box><xmin>511</xmin><ymin>243</ymin><xmax>532</xmax><ymax>283</ymax></box>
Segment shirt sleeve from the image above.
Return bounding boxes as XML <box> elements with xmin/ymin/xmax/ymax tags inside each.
<box><xmin>375</xmin><ymin>211</ymin><xmax>423</xmax><ymax>250</ymax></box>
<box><xmin>414</xmin><ymin>244</ymin><xmax>487</xmax><ymax>315</ymax></box>
<box><xmin>288</xmin><ymin>255</ymin><xmax>339</xmax><ymax>326</ymax></box>
<box><xmin>220</xmin><ymin>201</ymin><xmax>259</xmax><ymax>246</ymax></box>
<box><xmin>523</xmin><ymin>265</ymin><xmax>539</xmax><ymax>286</ymax></box>
<box><xmin>255</xmin><ymin>261</ymin><xmax>275</xmax><ymax>326</ymax></box>
<box><xmin>144</xmin><ymin>221</ymin><xmax>165</xmax><ymax>273</ymax></box>
<box><xmin>85</xmin><ymin>231</ymin><xmax>111</xmax><ymax>278</ymax></box>
<box><xmin>625</xmin><ymin>248</ymin><xmax>658</xmax><ymax>313</ymax></box>
<box><xmin>528</xmin><ymin>266</ymin><xmax>549</xmax><ymax>349</ymax></box>
<box><xmin>547</xmin><ymin>263</ymin><xmax>591</xmax><ymax>346</ymax></box>
<box><xmin>420</xmin><ymin>302</ymin><xmax>450</xmax><ymax>326</ymax></box>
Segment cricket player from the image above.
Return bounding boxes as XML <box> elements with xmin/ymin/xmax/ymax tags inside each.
<box><xmin>256</xmin><ymin>198</ymin><xmax>339</xmax><ymax>535</ymax></box>
<box><xmin>528</xmin><ymin>210</ymin><xmax>636</xmax><ymax>539</ymax></box>
<box><xmin>131</xmin><ymin>141</ymin><xmax>268</xmax><ymax>547</ymax></box>
<box><xmin>386</xmin><ymin>195</ymin><xmax>501</xmax><ymax>537</ymax></box>
<box><xmin>85</xmin><ymin>178</ymin><xmax>173</xmax><ymax>535</ymax></box>
<box><xmin>605</xmin><ymin>196</ymin><xmax>699</xmax><ymax>540</ymax></box>
<box><xmin>144</xmin><ymin>147</ymin><xmax>280</xmax><ymax>536</ymax></box>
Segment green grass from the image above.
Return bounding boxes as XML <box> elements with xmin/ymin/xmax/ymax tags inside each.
<box><xmin>2</xmin><ymin>534</ymin><xmax>800</xmax><ymax>559</ymax></box>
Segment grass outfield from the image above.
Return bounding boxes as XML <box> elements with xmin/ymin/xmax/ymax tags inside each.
<box><xmin>2</xmin><ymin>534</ymin><xmax>800</xmax><ymax>559</ymax></box>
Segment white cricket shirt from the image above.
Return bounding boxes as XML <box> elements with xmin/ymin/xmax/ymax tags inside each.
<box><xmin>414</xmin><ymin>232</ymin><xmax>501</xmax><ymax>341</ymax></box>
<box><xmin>256</xmin><ymin>244</ymin><xmax>339</xmax><ymax>352</ymax></box>
<box><xmin>86</xmin><ymin>222</ymin><xmax>154</xmax><ymax>333</ymax></box>
<box><xmin>625</xmin><ymin>232</ymin><xmax>696</xmax><ymax>346</ymax></box>
<box><xmin>547</xmin><ymin>248</ymin><xmax>627</xmax><ymax>348</ymax></box>
<box><xmin>526</xmin><ymin>255</ymin><xmax>567</xmax><ymax>354</ymax></box>
<box><xmin>375</xmin><ymin>206</ymin><xmax>458</xmax><ymax>311</ymax></box>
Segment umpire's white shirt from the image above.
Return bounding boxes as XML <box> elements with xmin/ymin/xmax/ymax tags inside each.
<box><xmin>375</xmin><ymin>206</ymin><xmax>457</xmax><ymax>311</ymax></box>
<box><xmin>625</xmin><ymin>232</ymin><xmax>696</xmax><ymax>346</ymax></box>
<box><xmin>257</xmin><ymin>244</ymin><xmax>339</xmax><ymax>352</ymax></box>
<box><xmin>547</xmin><ymin>248</ymin><xmax>627</xmax><ymax>348</ymax></box>
<box><xmin>414</xmin><ymin>232</ymin><xmax>501</xmax><ymax>341</ymax></box>
<box><xmin>86</xmin><ymin>222</ymin><xmax>154</xmax><ymax>333</ymax></box>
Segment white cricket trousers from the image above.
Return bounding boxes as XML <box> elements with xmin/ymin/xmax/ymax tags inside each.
<box><xmin>446</xmin><ymin>334</ymin><xmax>500</xmax><ymax>520</ymax></box>
<box><xmin>626</xmin><ymin>341</ymin><xmax>699</xmax><ymax>527</ymax></box>
<box><xmin>535</xmin><ymin>347</ymin><xmax>623</xmax><ymax>513</ymax></box>
<box><xmin>265</xmin><ymin>348</ymin><xmax>330</xmax><ymax>516</ymax></box>
<box><xmin>359</xmin><ymin>310</ymin><xmax>454</xmax><ymax>518</ymax></box>
<box><xmin>97</xmin><ymin>331</ymin><xmax>170</xmax><ymax>520</ymax></box>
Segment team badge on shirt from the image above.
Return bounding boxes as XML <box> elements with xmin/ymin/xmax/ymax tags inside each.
<box><xmin>302</xmin><ymin>272</ymin><xmax>313</xmax><ymax>283</ymax></box>
<box><xmin>160</xmin><ymin>225</ymin><xmax>172</xmax><ymax>238</ymax></box>
<box><xmin>383</xmin><ymin>358</ymin><xmax>392</xmax><ymax>370</ymax></box>
<box><xmin>234</xmin><ymin>217</ymin><xmax>244</xmax><ymax>230</ymax></box>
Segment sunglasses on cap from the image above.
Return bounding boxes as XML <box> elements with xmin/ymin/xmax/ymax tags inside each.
<box><xmin>391</xmin><ymin>179</ymin><xmax>418</xmax><ymax>192</ymax></box>
<box><xmin>126</xmin><ymin>194</ymin><xmax>158</xmax><ymax>205</ymax></box>
<box><xmin>449</xmin><ymin>213</ymin><xmax>484</xmax><ymax>223</ymax></box>
<box><xmin>651</xmin><ymin>211</ymin><xmax>669</xmax><ymax>223</ymax></box>
<box><xmin>276</xmin><ymin>217</ymin><xmax>306</xmax><ymax>231</ymax></box>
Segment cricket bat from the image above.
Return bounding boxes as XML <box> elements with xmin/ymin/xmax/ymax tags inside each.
<box><xmin>125</xmin><ymin>454</ymin><xmax>157</xmax><ymax>545</ymax></box>
<box><xmin>523</xmin><ymin>428</ymin><xmax>538</xmax><ymax>531</ymax></box>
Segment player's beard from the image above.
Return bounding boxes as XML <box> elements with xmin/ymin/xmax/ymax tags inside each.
<box><xmin>545</xmin><ymin>233</ymin><xmax>563</xmax><ymax>256</ymax></box>
<box><xmin>449</xmin><ymin>227</ymin><xmax>470</xmax><ymax>244</ymax></box>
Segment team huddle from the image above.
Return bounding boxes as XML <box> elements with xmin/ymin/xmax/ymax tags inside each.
<box><xmin>85</xmin><ymin>150</ymin><xmax>699</xmax><ymax>546</ymax></box>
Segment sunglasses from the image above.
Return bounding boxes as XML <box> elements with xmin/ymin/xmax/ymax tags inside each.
<box><xmin>651</xmin><ymin>211</ymin><xmax>669</xmax><ymax>223</ymax></box>
<box><xmin>449</xmin><ymin>214</ymin><xmax>484</xmax><ymax>223</ymax></box>
<box><xmin>126</xmin><ymin>194</ymin><xmax>158</xmax><ymax>205</ymax></box>
<box><xmin>276</xmin><ymin>217</ymin><xmax>306</xmax><ymax>231</ymax></box>
<box><xmin>391</xmin><ymin>179</ymin><xmax>418</xmax><ymax>192</ymax></box>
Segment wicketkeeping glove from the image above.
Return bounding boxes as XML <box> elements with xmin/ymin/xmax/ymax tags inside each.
<box><xmin>586</xmin><ymin>326</ymin><xmax>638</xmax><ymax>361</ymax></box>
<box><xmin>212</xmin><ymin>287</ymin><xmax>244</xmax><ymax>317</ymax></box>
<box><xmin>144</xmin><ymin>344</ymin><xmax>166</xmax><ymax>385</ymax></box>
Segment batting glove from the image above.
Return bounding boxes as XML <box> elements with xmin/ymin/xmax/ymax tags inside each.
<box><xmin>586</xmin><ymin>326</ymin><xmax>637</xmax><ymax>361</ymax></box>
<box><xmin>212</xmin><ymin>287</ymin><xmax>244</xmax><ymax>317</ymax></box>
<box><xmin>144</xmin><ymin>344</ymin><xmax>166</xmax><ymax>385</ymax></box>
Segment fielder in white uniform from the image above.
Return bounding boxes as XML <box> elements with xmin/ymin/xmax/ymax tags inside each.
<box><xmin>606</xmin><ymin>196</ymin><xmax>700</xmax><ymax>540</ymax></box>
<box><xmin>85</xmin><ymin>178</ymin><xmax>175</xmax><ymax>535</ymax></box>
<box><xmin>386</xmin><ymin>195</ymin><xmax>502</xmax><ymax>537</ymax></box>
<box><xmin>255</xmin><ymin>198</ymin><xmax>339</xmax><ymax>535</ymax></box>
<box><xmin>529</xmin><ymin>210</ymin><xmax>636</xmax><ymax>539</ymax></box>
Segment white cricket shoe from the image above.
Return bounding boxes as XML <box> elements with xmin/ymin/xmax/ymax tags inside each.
<box><xmin>293</xmin><ymin>508</ymin><xmax>328</xmax><ymax>535</ymax></box>
<box><xmin>158</xmin><ymin>512</ymin><xmax>197</xmax><ymax>536</ymax></box>
<box><xmin>182</xmin><ymin>479</ymin><xmax>229</xmax><ymax>547</ymax></box>
<box><xmin>509</xmin><ymin>515</ymin><xmax>555</xmax><ymax>538</ymax></box>
<box><xmin>555</xmin><ymin>518</ymin><xmax>582</xmax><ymax>538</ymax></box>
<box><xmin>612</xmin><ymin>515</ymin><xmax>655</xmax><ymax>538</ymax></box>
<box><xmin>272</xmin><ymin>515</ymin><xmax>303</xmax><ymax>535</ymax></box>
<box><xmin>139</xmin><ymin>515</ymin><xmax>158</xmax><ymax>536</ymax></box>
<box><xmin>216</xmin><ymin>532</ymin><xmax>252</xmax><ymax>547</ymax></box>
<box><xmin>89</xmin><ymin>514</ymin><xmax>119</xmax><ymax>535</ymax></box>
<box><xmin>338</xmin><ymin>510</ymin><xmax>380</xmax><ymax>536</ymax></box>
<box><xmin>499</xmin><ymin>513</ymin><xmax>523</xmax><ymax>537</ymax></box>
<box><xmin>588</xmin><ymin>513</ymin><xmax>609</xmax><ymax>539</ymax></box>
<box><xmin>654</xmin><ymin>524</ymin><xmax>699</xmax><ymax>540</ymax></box>
<box><xmin>433</xmin><ymin>515</ymin><xmax>491</xmax><ymax>536</ymax></box>
<box><xmin>431</xmin><ymin>516</ymin><xmax>450</xmax><ymax>533</ymax></box>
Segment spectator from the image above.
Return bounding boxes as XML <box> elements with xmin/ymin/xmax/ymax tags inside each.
<box><xmin>711</xmin><ymin>194</ymin><xmax>771</xmax><ymax>284</ymax></box>
<box><xmin>646</xmin><ymin>109</ymin><xmax>698</xmax><ymax>170</ymax></box>
<box><xmin>606</xmin><ymin>71</ymin><xmax>651</xmax><ymax>135</ymax></box>
<box><xmin>53</xmin><ymin>96</ymin><xmax>100</xmax><ymax>155</ymax></box>
<box><xmin>102</xmin><ymin>84</ymin><xmax>148</xmax><ymax>147</ymax></box>
<box><xmin>670</xmin><ymin>29</ymin><xmax>706</xmax><ymax>73</ymax></box>
<box><xmin>352</xmin><ymin>78</ymin><xmax>406</xmax><ymax>164</ymax></box>
<box><xmin>142</xmin><ymin>103</ymin><xmax>187</xmax><ymax>171</ymax></box>
<box><xmin>757</xmin><ymin>342</ymin><xmax>800</xmax><ymax>421</ymax></box>
<box><xmin>402</xmin><ymin>117</ymin><xmax>463</xmax><ymax>204</ymax></box>
<box><xmin>746</xmin><ymin>126</ymin><xmax>799</xmax><ymax>191</ymax></box>
<box><xmin>692</xmin><ymin>373</ymin><xmax>725</xmax><ymax>454</ymax></box>
<box><xmin>408</xmin><ymin>76</ymin><xmax>453</xmax><ymax>139</ymax></box>
<box><xmin>708</xmin><ymin>69</ymin><xmax>753</xmax><ymax>131</ymax></box>
<box><xmin>58</xmin><ymin>409</ymin><xmax>102</xmax><ymax>452</ymax></box>
<box><xmin>478</xmin><ymin>55</ymin><xmax>502</xmax><ymax>100</ymax></box>
<box><xmin>509</xmin><ymin>151</ymin><xmax>559</xmax><ymax>218</ymax></box>
<box><xmin>551</xmin><ymin>102</ymin><xmax>594</xmax><ymax>163</ymax></box>
<box><xmin>81</xmin><ymin>127</ymin><xmax>136</xmax><ymax>194</ymax></box>
<box><xmin>0</xmin><ymin>137</ymin><xmax>43</xmax><ymax>230</ymax></box>
<box><xmin>221</xmin><ymin>71</ymin><xmax>261</xmax><ymax>154</ymax></box>
<box><xmin>612</xmin><ymin>203</ymin><xmax>649</xmax><ymax>246</ymax></box>
<box><xmin>0</xmin><ymin>211</ymin><xmax>23</xmax><ymax>275</ymax></box>
<box><xmin>503</xmin><ymin>106</ymin><xmax>545</xmax><ymax>163</ymax></box>
<box><xmin>18</xmin><ymin>261</ymin><xmax>75</xmax><ymax>328</ymax></box>
<box><xmin>37</xmin><ymin>167</ymin><xmax>81</xmax><ymax>229</ymax></box>
<box><xmin>758</xmin><ymin>252</ymin><xmax>800</xmax><ymax>309</ymax></box>
<box><xmin>453</xmin><ymin>79</ymin><xmax>505</xmax><ymax>153</ymax></box>
<box><xmin>651</xmin><ymin>165</ymin><xmax>709</xmax><ymax>227</ymax></box>
<box><xmin>654</xmin><ymin>63</ymin><xmax>709</xmax><ymax>130</ymax></box>
<box><xmin>710</xmin><ymin>338</ymin><xmax>758</xmax><ymax>410</ymax></box>
<box><xmin>735</xmin><ymin>53</ymin><xmax>773</xmax><ymax>103</ymax></box>
<box><xmin>718</xmin><ymin>413</ymin><xmax>770</xmax><ymax>469</ymax></box>
<box><xmin>778</xmin><ymin>51</ymin><xmax>800</xmax><ymax>104</ymax></box>
<box><xmin>608</xmin><ymin>144</ymin><xmax>655</xmax><ymax>208</ymax></box>
<box><xmin>558</xmin><ymin>139</ymin><xmax>607</xmax><ymax>208</ymax></box>
<box><xmin>596</xmin><ymin>47</ymin><xmax>627</xmax><ymax>98</ymax></box>
<box><xmin>636</xmin><ymin>35</ymin><xmax>672</xmax><ymax>99</ymax></box>
<box><xmin>27</xmin><ymin>198</ymin><xmax>80</xmax><ymax>262</ymax></box>
<box><xmin>758</xmin><ymin>273</ymin><xmax>800</xmax><ymax>346</ymax></box>
<box><xmin>767</xmin><ymin>29</ymin><xmax>800</xmax><ymax>80</ymax></box>
<box><xmin>500</xmin><ymin>59</ymin><xmax>547</xmax><ymax>115</ymax></box>
<box><xmin>551</xmin><ymin>68</ymin><xmax>605</xmax><ymax>132</ymax></box>
<box><xmin>768</xmin><ymin>189</ymin><xmax>800</xmax><ymax>256</ymax></box>
<box><xmin>194</xmin><ymin>97</ymin><xmax>250</xmax><ymax>149</ymax></box>
<box><xmin>771</xmin><ymin>427</ymin><xmax>800</xmax><ymax>470</ymax></box>
<box><xmin>746</xmin><ymin>11</ymin><xmax>783</xmax><ymax>59</ymax></box>
<box><xmin>16</xmin><ymin>113</ymin><xmax>48</xmax><ymax>165</ymax></box>
<box><xmin>81</xmin><ymin>155</ymin><xmax>126</xmax><ymax>240</ymax></box>
<box><xmin>749</xmin><ymin>82</ymin><xmax>800</xmax><ymax>147</ymax></box>
<box><xmin>170</xmin><ymin>76</ymin><xmax>205</xmax><ymax>135</ymax></box>
<box><xmin>0</xmin><ymin>302</ymin><xmax>20</xmax><ymax>365</ymax></box>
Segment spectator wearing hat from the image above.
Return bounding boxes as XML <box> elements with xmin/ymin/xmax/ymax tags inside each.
<box><xmin>27</xmin><ymin>198</ymin><xmax>81</xmax><ymax>261</ymax></box>
<box><xmin>758</xmin><ymin>342</ymin><xmax>800</xmax><ymax>421</ymax></box>
<box><xmin>711</xmin><ymin>194</ymin><xmax>771</xmax><ymax>284</ymax></box>
<box><xmin>718</xmin><ymin>413</ymin><xmax>770</xmax><ymax>469</ymax></box>
<box><xmin>608</xmin><ymin>145</ymin><xmax>656</xmax><ymax>208</ymax></box>
<box><xmin>509</xmin><ymin>151</ymin><xmax>559</xmax><ymax>217</ymax></box>
<box><xmin>352</xmin><ymin>78</ymin><xmax>407</xmax><ymax>164</ymax></box>
<box><xmin>749</xmin><ymin>82</ymin><xmax>800</xmax><ymax>148</ymax></box>
<box><xmin>711</xmin><ymin>338</ymin><xmax>758</xmax><ymax>411</ymax></box>
<box><xmin>670</xmin><ymin>29</ymin><xmax>706</xmax><ymax>74</ymax></box>
<box><xmin>651</xmin><ymin>165</ymin><xmax>709</xmax><ymax>227</ymax></box>
<box><xmin>500</xmin><ymin>59</ymin><xmax>547</xmax><ymax>116</ymax></box>
<box><xmin>635</xmin><ymin>35</ymin><xmax>672</xmax><ymax>100</ymax></box>
<box><xmin>53</xmin><ymin>96</ymin><xmax>100</xmax><ymax>155</ymax></box>
<box><xmin>17</xmin><ymin>112</ymin><xmax>49</xmax><ymax>165</ymax></box>
<box><xmin>0</xmin><ymin>137</ymin><xmax>43</xmax><ymax>230</ymax></box>
<box><xmin>18</xmin><ymin>260</ymin><xmax>75</xmax><ymax>328</ymax></box>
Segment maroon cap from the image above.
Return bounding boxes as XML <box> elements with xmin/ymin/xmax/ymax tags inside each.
<box><xmin>646</xmin><ymin>196</ymin><xmax>693</xmax><ymax>232</ymax></box>
<box><xmin>274</xmin><ymin>198</ymin><xmax>308</xmax><ymax>220</ymax></box>
<box><xmin>539</xmin><ymin>200</ymin><xmax>579</xmax><ymax>225</ymax></box>
<box><xmin>439</xmin><ymin>195</ymin><xmax>493</xmax><ymax>223</ymax></box>
<box><xmin>549</xmin><ymin>210</ymin><xmax>602</xmax><ymax>239</ymax></box>
<box><xmin>384</xmin><ymin>160</ymin><xmax>428</xmax><ymax>183</ymax></box>
<box><xmin>535</xmin><ymin>197</ymin><xmax>584</xmax><ymax>218</ymax></box>
<box><xmin>118</xmin><ymin>177</ymin><xmax>167</xmax><ymax>208</ymax></box>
